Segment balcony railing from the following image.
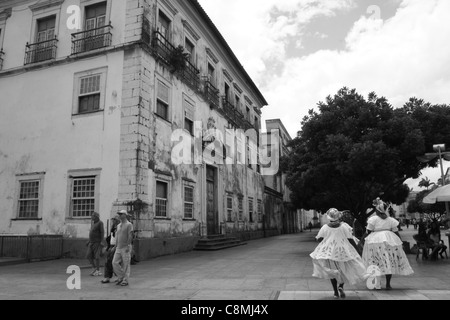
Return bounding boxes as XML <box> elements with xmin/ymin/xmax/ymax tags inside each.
<box><xmin>203</xmin><ymin>78</ymin><xmax>220</xmax><ymax>109</ymax></box>
<box><xmin>0</xmin><ymin>50</ymin><xmax>4</xmax><ymax>70</ymax></box>
<box><xmin>179</xmin><ymin>58</ymin><xmax>200</xmax><ymax>91</ymax></box>
<box><xmin>71</xmin><ymin>24</ymin><xmax>112</xmax><ymax>55</ymax></box>
<box><xmin>24</xmin><ymin>38</ymin><xmax>58</xmax><ymax>65</ymax></box>
<box><xmin>152</xmin><ymin>30</ymin><xmax>176</xmax><ymax>65</ymax></box>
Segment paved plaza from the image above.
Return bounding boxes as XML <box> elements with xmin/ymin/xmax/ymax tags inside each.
<box><xmin>1</xmin><ymin>228</ymin><xmax>450</xmax><ymax>300</ymax></box>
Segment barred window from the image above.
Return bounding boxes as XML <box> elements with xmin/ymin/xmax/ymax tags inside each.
<box><xmin>248</xmin><ymin>198</ymin><xmax>254</xmax><ymax>223</ymax></box>
<box><xmin>227</xmin><ymin>195</ymin><xmax>233</xmax><ymax>222</ymax></box>
<box><xmin>238</xmin><ymin>197</ymin><xmax>243</xmax><ymax>221</ymax></box>
<box><xmin>184</xmin><ymin>186</ymin><xmax>194</xmax><ymax>219</ymax></box>
<box><xmin>156</xmin><ymin>181</ymin><xmax>168</xmax><ymax>217</ymax></box>
<box><xmin>18</xmin><ymin>180</ymin><xmax>40</xmax><ymax>219</ymax></box>
<box><xmin>71</xmin><ymin>177</ymin><xmax>96</xmax><ymax>218</ymax></box>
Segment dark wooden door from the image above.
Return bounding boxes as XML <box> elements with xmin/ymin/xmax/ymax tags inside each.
<box><xmin>206</xmin><ymin>166</ymin><xmax>217</xmax><ymax>235</ymax></box>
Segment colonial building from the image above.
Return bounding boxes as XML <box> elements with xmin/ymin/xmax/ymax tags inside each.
<box><xmin>0</xmin><ymin>0</ymin><xmax>272</xmax><ymax>259</ymax></box>
<box><xmin>262</xmin><ymin>119</ymin><xmax>301</xmax><ymax>234</ymax></box>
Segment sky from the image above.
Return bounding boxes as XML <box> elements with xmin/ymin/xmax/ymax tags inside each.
<box><xmin>198</xmin><ymin>0</ymin><xmax>450</xmax><ymax>191</ymax></box>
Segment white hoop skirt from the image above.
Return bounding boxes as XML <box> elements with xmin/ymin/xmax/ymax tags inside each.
<box><xmin>362</xmin><ymin>231</ymin><xmax>414</xmax><ymax>276</ymax></box>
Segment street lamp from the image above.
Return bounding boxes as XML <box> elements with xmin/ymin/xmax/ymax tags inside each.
<box><xmin>417</xmin><ymin>144</ymin><xmax>450</xmax><ymax>216</ymax></box>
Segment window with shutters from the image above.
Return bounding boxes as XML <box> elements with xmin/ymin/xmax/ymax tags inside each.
<box><xmin>257</xmin><ymin>199</ymin><xmax>263</xmax><ymax>222</ymax></box>
<box><xmin>227</xmin><ymin>194</ymin><xmax>233</xmax><ymax>222</ymax></box>
<box><xmin>248</xmin><ymin>198</ymin><xmax>254</xmax><ymax>223</ymax></box>
<box><xmin>158</xmin><ymin>10</ymin><xmax>171</xmax><ymax>41</ymax></box>
<box><xmin>156</xmin><ymin>181</ymin><xmax>169</xmax><ymax>218</ymax></box>
<box><xmin>156</xmin><ymin>80</ymin><xmax>170</xmax><ymax>121</ymax></box>
<box><xmin>85</xmin><ymin>2</ymin><xmax>106</xmax><ymax>33</ymax></box>
<box><xmin>184</xmin><ymin>186</ymin><xmax>194</xmax><ymax>219</ymax></box>
<box><xmin>238</xmin><ymin>197</ymin><xmax>243</xmax><ymax>221</ymax></box>
<box><xmin>185</xmin><ymin>37</ymin><xmax>195</xmax><ymax>65</ymax></box>
<box><xmin>184</xmin><ymin>97</ymin><xmax>195</xmax><ymax>136</ymax></box>
<box><xmin>73</xmin><ymin>67</ymin><xmax>107</xmax><ymax>116</ymax></box>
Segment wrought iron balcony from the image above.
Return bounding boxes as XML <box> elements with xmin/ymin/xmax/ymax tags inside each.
<box><xmin>151</xmin><ymin>30</ymin><xmax>176</xmax><ymax>65</ymax></box>
<box><xmin>203</xmin><ymin>78</ymin><xmax>220</xmax><ymax>109</ymax></box>
<box><xmin>222</xmin><ymin>97</ymin><xmax>235</xmax><ymax>115</ymax></box>
<box><xmin>71</xmin><ymin>24</ymin><xmax>112</xmax><ymax>55</ymax></box>
<box><xmin>179</xmin><ymin>58</ymin><xmax>200</xmax><ymax>92</ymax></box>
<box><xmin>0</xmin><ymin>50</ymin><xmax>4</xmax><ymax>70</ymax></box>
<box><xmin>24</xmin><ymin>38</ymin><xmax>58</xmax><ymax>65</ymax></box>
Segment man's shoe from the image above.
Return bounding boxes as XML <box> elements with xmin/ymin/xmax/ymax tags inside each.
<box><xmin>101</xmin><ymin>279</ymin><xmax>110</xmax><ymax>284</ymax></box>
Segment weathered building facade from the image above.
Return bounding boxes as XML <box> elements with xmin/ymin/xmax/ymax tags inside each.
<box><xmin>262</xmin><ymin>119</ymin><xmax>301</xmax><ymax>235</ymax></box>
<box><xmin>0</xmin><ymin>0</ymin><xmax>271</xmax><ymax>259</ymax></box>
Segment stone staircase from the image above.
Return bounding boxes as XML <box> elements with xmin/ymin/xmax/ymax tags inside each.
<box><xmin>194</xmin><ymin>234</ymin><xmax>247</xmax><ymax>251</ymax></box>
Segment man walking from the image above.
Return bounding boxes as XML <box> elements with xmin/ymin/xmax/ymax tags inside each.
<box><xmin>86</xmin><ymin>212</ymin><xmax>105</xmax><ymax>276</ymax></box>
<box><xmin>113</xmin><ymin>210</ymin><xmax>134</xmax><ymax>286</ymax></box>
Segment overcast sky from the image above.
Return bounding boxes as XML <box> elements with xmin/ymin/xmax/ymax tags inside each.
<box><xmin>198</xmin><ymin>0</ymin><xmax>450</xmax><ymax>191</ymax></box>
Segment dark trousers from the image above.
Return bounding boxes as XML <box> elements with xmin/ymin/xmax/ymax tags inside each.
<box><xmin>104</xmin><ymin>247</ymin><xmax>116</xmax><ymax>279</ymax></box>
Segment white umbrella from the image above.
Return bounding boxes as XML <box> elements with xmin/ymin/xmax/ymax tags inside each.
<box><xmin>422</xmin><ymin>185</ymin><xmax>450</xmax><ymax>204</ymax></box>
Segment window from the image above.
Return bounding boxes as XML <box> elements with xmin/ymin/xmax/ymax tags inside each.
<box><xmin>238</xmin><ymin>197</ymin><xmax>243</xmax><ymax>221</ymax></box>
<box><xmin>156</xmin><ymin>181</ymin><xmax>168</xmax><ymax>218</ymax></box>
<box><xmin>156</xmin><ymin>80</ymin><xmax>170</xmax><ymax>121</ymax></box>
<box><xmin>185</xmin><ymin>37</ymin><xmax>195</xmax><ymax>65</ymax></box>
<box><xmin>254</xmin><ymin>116</ymin><xmax>259</xmax><ymax>129</ymax></box>
<box><xmin>227</xmin><ymin>195</ymin><xmax>233</xmax><ymax>222</ymax></box>
<box><xmin>236</xmin><ymin>134</ymin><xmax>244</xmax><ymax>165</ymax></box>
<box><xmin>71</xmin><ymin>177</ymin><xmax>96</xmax><ymax>218</ymax></box>
<box><xmin>18</xmin><ymin>181</ymin><xmax>40</xmax><ymax>219</ymax></box>
<box><xmin>85</xmin><ymin>2</ymin><xmax>106</xmax><ymax>32</ymax></box>
<box><xmin>225</xmin><ymin>129</ymin><xmax>234</xmax><ymax>163</ymax></box>
<box><xmin>67</xmin><ymin>169</ymin><xmax>100</xmax><ymax>219</ymax></box>
<box><xmin>73</xmin><ymin>67</ymin><xmax>107</xmax><ymax>116</ymax></box>
<box><xmin>248</xmin><ymin>198</ymin><xmax>254</xmax><ymax>223</ymax></box>
<box><xmin>207</xmin><ymin>63</ymin><xmax>216</xmax><ymax>86</ymax></box>
<box><xmin>36</xmin><ymin>16</ymin><xmax>55</xmax><ymax>43</ymax></box>
<box><xmin>158</xmin><ymin>10</ymin><xmax>171</xmax><ymax>41</ymax></box>
<box><xmin>79</xmin><ymin>74</ymin><xmax>101</xmax><ymax>113</ymax></box>
<box><xmin>224</xmin><ymin>83</ymin><xmax>230</xmax><ymax>102</ymax></box>
<box><xmin>15</xmin><ymin>173</ymin><xmax>45</xmax><ymax>220</ymax></box>
<box><xmin>235</xmin><ymin>95</ymin><xmax>241</xmax><ymax>109</ymax></box>
<box><xmin>184</xmin><ymin>186</ymin><xmax>194</xmax><ymax>219</ymax></box>
<box><xmin>257</xmin><ymin>199</ymin><xmax>262</xmax><ymax>222</ymax></box>
<box><xmin>246</xmin><ymin>106</ymin><xmax>251</xmax><ymax>122</ymax></box>
<box><xmin>184</xmin><ymin>97</ymin><xmax>195</xmax><ymax>136</ymax></box>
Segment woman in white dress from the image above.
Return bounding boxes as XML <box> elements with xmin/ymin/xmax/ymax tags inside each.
<box><xmin>361</xmin><ymin>198</ymin><xmax>414</xmax><ymax>290</ymax></box>
<box><xmin>310</xmin><ymin>208</ymin><xmax>369</xmax><ymax>299</ymax></box>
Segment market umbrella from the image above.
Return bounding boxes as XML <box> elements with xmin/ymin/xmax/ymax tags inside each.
<box><xmin>422</xmin><ymin>185</ymin><xmax>450</xmax><ymax>204</ymax></box>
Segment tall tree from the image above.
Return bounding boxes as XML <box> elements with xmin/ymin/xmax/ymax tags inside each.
<box><xmin>283</xmin><ymin>87</ymin><xmax>450</xmax><ymax>227</ymax></box>
<box><xmin>418</xmin><ymin>177</ymin><xmax>434</xmax><ymax>191</ymax></box>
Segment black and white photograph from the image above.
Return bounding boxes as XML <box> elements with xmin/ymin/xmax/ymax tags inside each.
<box><xmin>0</xmin><ymin>0</ymin><xmax>450</xmax><ymax>308</ymax></box>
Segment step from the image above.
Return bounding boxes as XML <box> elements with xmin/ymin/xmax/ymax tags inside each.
<box><xmin>194</xmin><ymin>242</ymin><xmax>247</xmax><ymax>251</ymax></box>
<box><xmin>197</xmin><ymin>237</ymin><xmax>238</xmax><ymax>244</ymax></box>
<box><xmin>195</xmin><ymin>240</ymin><xmax>242</xmax><ymax>248</ymax></box>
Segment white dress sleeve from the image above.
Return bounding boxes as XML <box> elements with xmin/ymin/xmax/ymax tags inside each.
<box><xmin>341</xmin><ymin>224</ymin><xmax>353</xmax><ymax>239</ymax></box>
<box><xmin>367</xmin><ymin>216</ymin><xmax>377</xmax><ymax>231</ymax></box>
<box><xmin>316</xmin><ymin>225</ymin><xmax>328</xmax><ymax>240</ymax></box>
<box><xmin>390</xmin><ymin>218</ymin><xmax>399</xmax><ymax>232</ymax></box>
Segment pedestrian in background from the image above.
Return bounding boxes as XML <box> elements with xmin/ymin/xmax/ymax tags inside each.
<box><xmin>112</xmin><ymin>210</ymin><xmax>134</xmax><ymax>287</ymax></box>
<box><xmin>86</xmin><ymin>212</ymin><xmax>106</xmax><ymax>276</ymax></box>
<box><xmin>101</xmin><ymin>215</ymin><xmax>120</xmax><ymax>284</ymax></box>
<box><xmin>308</xmin><ymin>221</ymin><xmax>313</xmax><ymax>232</ymax></box>
<box><xmin>361</xmin><ymin>198</ymin><xmax>413</xmax><ymax>290</ymax></box>
<box><xmin>310</xmin><ymin>208</ymin><xmax>368</xmax><ymax>299</ymax></box>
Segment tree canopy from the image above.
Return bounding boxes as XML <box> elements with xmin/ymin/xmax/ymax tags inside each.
<box><xmin>283</xmin><ymin>87</ymin><xmax>450</xmax><ymax>226</ymax></box>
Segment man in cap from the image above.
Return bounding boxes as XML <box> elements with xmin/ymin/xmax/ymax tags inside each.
<box><xmin>86</xmin><ymin>211</ymin><xmax>106</xmax><ymax>276</ymax></box>
<box><xmin>112</xmin><ymin>210</ymin><xmax>134</xmax><ymax>286</ymax></box>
